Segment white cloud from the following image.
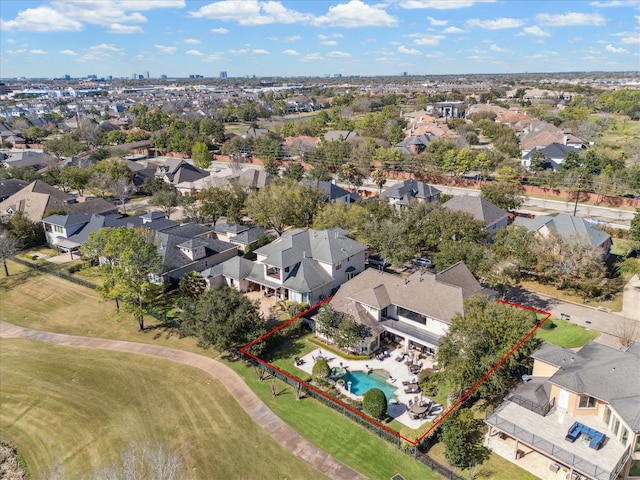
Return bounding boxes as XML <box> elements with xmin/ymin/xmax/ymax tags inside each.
<box><xmin>79</xmin><ymin>43</ymin><xmax>125</xmax><ymax>62</ymax></box>
<box><xmin>321</xmin><ymin>40</ymin><xmax>338</xmax><ymax>46</ymax></box>
<box><xmin>282</xmin><ymin>49</ymin><xmax>299</xmax><ymax>55</ymax></box>
<box><xmin>1</xmin><ymin>1</ymin><xmax>183</xmax><ymax>33</ymax></box>
<box><xmin>406</xmin><ymin>33</ymin><xmax>445</xmax><ymax>45</ymax></box>
<box><xmin>283</xmin><ymin>35</ymin><xmax>301</xmax><ymax>42</ymax></box>
<box><xmin>6</xmin><ymin>49</ymin><xmax>27</xmax><ymax>55</ymax></box>
<box><xmin>211</xmin><ymin>27</ymin><xmax>229</xmax><ymax>34</ymax></box>
<box><xmin>155</xmin><ymin>44</ymin><xmax>177</xmax><ymax>54</ymax></box>
<box><xmin>489</xmin><ymin>44</ymin><xmax>507</xmax><ymax>52</ymax></box>
<box><xmin>60</xmin><ymin>49</ymin><xmax>77</xmax><ymax>56</ymax></box>
<box><xmin>536</xmin><ymin>12</ymin><xmax>606</xmax><ymax>27</ymax></box>
<box><xmin>229</xmin><ymin>48</ymin><xmax>249</xmax><ymax>54</ymax></box>
<box><xmin>395</xmin><ymin>0</ymin><xmax>495</xmax><ymax>9</ymax></box>
<box><xmin>517</xmin><ymin>25</ymin><xmax>551</xmax><ymax>37</ymax></box>
<box><xmin>314</xmin><ymin>0</ymin><xmax>398</xmax><ymax>27</ymax></box>
<box><xmin>443</xmin><ymin>26</ymin><xmax>464</xmax><ymax>33</ymax></box>
<box><xmin>184</xmin><ymin>38</ymin><xmax>201</xmax><ymax>44</ymax></box>
<box><xmin>203</xmin><ymin>52</ymin><xmax>224</xmax><ymax>62</ymax></box>
<box><xmin>1</xmin><ymin>6</ymin><xmax>83</xmax><ymax>32</ymax></box>
<box><xmin>30</xmin><ymin>49</ymin><xmax>47</xmax><ymax>55</ymax></box>
<box><xmin>253</xmin><ymin>49</ymin><xmax>270</xmax><ymax>54</ymax></box>
<box><xmin>190</xmin><ymin>0</ymin><xmax>312</xmax><ymax>26</ymax></box>
<box><xmin>398</xmin><ymin>45</ymin><xmax>421</xmax><ymax>55</ymax></box>
<box><xmin>605</xmin><ymin>44</ymin><xmax>628</xmax><ymax>53</ymax></box>
<box><xmin>427</xmin><ymin>16</ymin><xmax>448</xmax><ymax>26</ymax></box>
<box><xmin>589</xmin><ymin>0</ymin><xmax>640</xmax><ymax>6</ymax></box>
<box><xmin>621</xmin><ymin>35</ymin><xmax>640</xmax><ymax>44</ymax></box>
<box><xmin>466</xmin><ymin>17</ymin><xmax>525</xmax><ymax>29</ymax></box>
<box><xmin>318</xmin><ymin>33</ymin><xmax>344</xmax><ymax>39</ymax></box>
<box><xmin>186</xmin><ymin>49</ymin><xmax>203</xmax><ymax>56</ymax></box>
<box><xmin>327</xmin><ymin>50</ymin><xmax>351</xmax><ymax>58</ymax></box>
<box><xmin>107</xmin><ymin>23</ymin><xmax>143</xmax><ymax>34</ymax></box>
<box><xmin>301</xmin><ymin>52</ymin><xmax>323</xmax><ymax>61</ymax></box>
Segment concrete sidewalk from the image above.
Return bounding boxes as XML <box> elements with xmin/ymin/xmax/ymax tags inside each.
<box><xmin>0</xmin><ymin>321</ymin><xmax>366</xmax><ymax>480</ymax></box>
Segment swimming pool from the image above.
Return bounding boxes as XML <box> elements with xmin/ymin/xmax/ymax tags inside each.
<box><xmin>341</xmin><ymin>370</ymin><xmax>397</xmax><ymax>400</ymax></box>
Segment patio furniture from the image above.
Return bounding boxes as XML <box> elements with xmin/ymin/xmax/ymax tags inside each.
<box><xmin>565</xmin><ymin>422</ymin><xmax>581</xmax><ymax>442</ymax></box>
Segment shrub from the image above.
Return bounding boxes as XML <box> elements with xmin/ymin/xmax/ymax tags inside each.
<box><xmin>67</xmin><ymin>264</ymin><xmax>83</xmax><ymax>274</ymax></box>
<box><xmin>540</xmin><ymin>320</ymin><xmax>556</xmax><ymax>330</ymax></box>
<box><xmin>362</xmin><ymin>388</ymin><xmax>387</xmax><ymax>420</ymax></box>
<box><xmin>312</xmin><ymin>359</ymin><xmax>331</xmax><ymax>382</ymax></box>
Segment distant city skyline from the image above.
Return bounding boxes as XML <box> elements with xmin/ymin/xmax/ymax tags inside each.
<box><xmin>1</xmin><ymin>0</ymin><xmax>639</xmax><ymax>79</ymax></box>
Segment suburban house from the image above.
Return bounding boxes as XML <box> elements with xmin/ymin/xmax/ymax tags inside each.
<box><xmin>213</xmin><ymin>221</ymin><xmax>269</xmax><ymax>252</ymax></box>
<box><xmin>394</xmin><ymin>134</ymin><xmax>432</xmax><ymax>155</ymax></box>
<box><xmin>323</xmin><ymin>130</ymin><xmax>359</xmax><ymax>142</ymax></box>
<box><xmin>379</xmin><ymin>179</ymin><xmax>441</xmax><ymax>207</ymax></box>
<box><xmin>521</xmin><ymin>142</ymin><xmax>584</xmax><ymax>171</ymax></box>
<box><xmin>303</xmin><ymin>180</ymin><xmax>354</xmax><ymax>204</ymax></box>
<box><xmin>485</xmin><ymin>341</ymin><xmax>640</xmax><ymax>480</ymax></box>
<box><xmin>0</xmin><ymin>180</ymin><xmax>117</xmax><ymax>222</ymax></box>
<box><xmin>0</xmin><ymin>179</ymin><xmax>28</xmax><ymax>202</ymax></box>
<box><xmin>323</xmin><ymin>262</ymin><xmax>496</xmax><ymax>355</ymax></box>
<box><xmin>441</xmin><ymin>196</ymin><xmax>509</xmax><ymax>238</ymax></box>
<box><xmin>153</xmin><ymin>223</ymin><xmax>238</xmax><ymax>283</ymax></box>
<box><xmin>154</xmin><ymin>157</ymin><xmax>209</xmax><ymax>185</ymax></box>
<box><xmin>514</xmin><ymin>213</ymin><xmax>612</xmax><ymax>260</ymax></box>
<box><xmin>174</xmin><ymin>167</ymin><xmax>272</xmax><ymax>196</ymax></box>
<box><xmin>201</xmin><ymin>227</ymin><xmax>367</xmax><ymax>305</ymax></box>
<box><xmin>41</xmin><ymin>211</ymin><xmax>179</xmax><ymax>255</ymax></box>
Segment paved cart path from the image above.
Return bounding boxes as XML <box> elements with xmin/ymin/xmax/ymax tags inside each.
<box><xmin>0</xmin><ymin>321</ymin><xmax>366</xmax><ymax>480</ymax></box>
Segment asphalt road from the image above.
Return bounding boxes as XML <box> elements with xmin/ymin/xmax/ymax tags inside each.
<box><xmin>505</xmin><ymin>286</ymin><xmax>638</xmax><ymax>348</ymax></box>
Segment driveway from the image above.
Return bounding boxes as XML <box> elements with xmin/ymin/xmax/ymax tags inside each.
<box><xmin>505</xmin><ymin>287</ymin><xmax>639</xmax><ymax>348</ymax></box>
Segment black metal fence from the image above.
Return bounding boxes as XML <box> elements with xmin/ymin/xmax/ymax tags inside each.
<box><xmin>11</xmin><ymin>256</ymin><xmax>98</xmax><ymax>290</ymax></box>
<box><xmin>242</xmin><ymin>351</ymin><xmax>466</xmax><ymax>480</ymax></box>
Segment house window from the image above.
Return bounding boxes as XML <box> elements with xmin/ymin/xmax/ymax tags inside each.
<box><xmin>611</xmin><ymin>416</ymin><xmax>620</xmax><ymax>437</ymax></box>
<box><xmin>54</xmin><ymin>225</ymin><xmax>64</xmax><ymax>234</ymax></box>
<box><xmin>629</xmin><ymin>460</ymin><xmax>640</xmax><ymax>477</ymax></box>
<box><xmin>346</xmin><ymin>271</ymin><xmax>356</xmax><ymax>280</ymax></box>
<box><xmin>397</xmin><ymin>306</ymin><xmax>426</xmax><ymax>325</ymax></box>
<box><xmin>621</xmin><ymin>427</ymin><xmax>628</xmax><ymax>445</ymax></box>
<box><xmin>336</xmin><ymin>262</ymin><xmax>342</xmax><ymax>270</ymax></box>
<box><xmin>636</xmin><ymin>435</ymin><xmax>640</xmax><ymax>452</ymax></box>
<box><xmin>578</xmin><ymin>395</ymin><xmax>596</xmax><ymax>409</ymax></box>
<box><xmin>603</xmin><ymin>406</ymin><xmax>611</xmax><ymax>425</ymax></box>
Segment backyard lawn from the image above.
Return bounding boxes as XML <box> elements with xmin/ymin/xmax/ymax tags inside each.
<box><xmin>0</xmin><ymin>338</ymin><xmax>327</xmax><ymax>480</ymax></box>
<box><xmin>536</xmin><ymin>318</ymin><xmax>599</xmax><ymax>348</ymax></box>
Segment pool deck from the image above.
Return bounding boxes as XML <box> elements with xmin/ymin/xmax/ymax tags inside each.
<box><xmin>296</xmin><ymin>346</ymin><xmax>442</xmax><ymax>430</ymax></box>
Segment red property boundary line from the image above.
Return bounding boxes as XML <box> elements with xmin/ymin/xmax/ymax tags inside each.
<box><xmin>240</xmin><ymin>297</ymin><xmax>551</xmax><ymax>446</ymax></box>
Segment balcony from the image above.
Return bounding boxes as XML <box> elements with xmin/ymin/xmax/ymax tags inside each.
<box><xmin>486</xmin><ymin>401</ymin><xmax>630</xmax><ymax>480</ymax></box>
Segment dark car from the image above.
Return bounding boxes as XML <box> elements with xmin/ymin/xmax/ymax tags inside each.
<box><xmin>368</xmin><ymin>254</ymin><xmax>389</xmax><ymax>268</ymax></box>
<box><xmin>411</xmin><ymin>257</ymin><xmax>433</xmax><ymax>268</ymax></box>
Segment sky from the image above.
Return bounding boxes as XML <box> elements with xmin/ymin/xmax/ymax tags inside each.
<box><xmin>1</xmin><ymin>0</ymin><xmax>639</xmax><ymax>79</ymax></box>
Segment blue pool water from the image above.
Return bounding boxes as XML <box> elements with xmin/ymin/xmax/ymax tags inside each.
<box><xmin>341</xmin><ymin>370</ymin><xmax>397</xmax><ymax>400</ymax></box>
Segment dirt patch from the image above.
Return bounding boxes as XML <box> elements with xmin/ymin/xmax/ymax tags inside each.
<box><xmin>0</xmin><ymin>443</ymin><xmax>26</xmax><ymax>480</ymax></box>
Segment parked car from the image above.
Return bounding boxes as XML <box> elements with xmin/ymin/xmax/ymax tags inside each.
<box><xmin>411</xmin><ymin>257</ymin><xmax>433</xmax><ymax>268</ymax></box>
<box><xmin>368</xmin><ymin>254</ymin><xmax>389</xmax><ymax>268</ymax></box>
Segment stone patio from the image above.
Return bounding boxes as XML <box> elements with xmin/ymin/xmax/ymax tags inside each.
<box><xmin>295</xmin><ymin>344</ymin><xmax>442</xmax><ymax>429</ymax></box>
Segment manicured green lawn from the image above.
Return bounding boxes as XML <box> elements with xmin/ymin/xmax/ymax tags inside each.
<box><xmin>536</xmin><ymin>318</ymin><xmax>598</xmax><ymax>348</ymax></box>
<box><xmin>0</xmin><ymin>339</ymin><xmax>327</xmax><ymax>480</ymax></box>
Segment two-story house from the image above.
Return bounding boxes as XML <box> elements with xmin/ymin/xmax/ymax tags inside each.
<box><xmin>485</xmin><ymin>341</ymin><xmax>640</xmax><ymax>480</ymax></box>
<box><xmin>324</xmin><ymin>261</ymin><xmax>496</xmax><ymax>355</ymax></box>
<box><xmin>201</xmin><ymin>227</ymin><xmax>366</xmax><ymax>305</ymax></box>
<box><xmin>379</xmin><ymin>179</ymin><xmax>441</xmax><ymax>208</ymax></box>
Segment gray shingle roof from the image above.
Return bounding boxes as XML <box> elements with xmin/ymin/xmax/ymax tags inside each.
<box><xmin>514</xmin><ymin>213</ymin><xmax>611</xmax><ymax>250</ymax></box>
<box><xmin>441</xmin><ymin>195</ymin><xmax>508</xmax><ymax>226</ymax></box>
<box><xmin>545</xmin><ymin>341</ymin><xmax>640</xmax><ymax>430</ymax></box>
<box><xmin>379</xmin><ymin>179</ymin><xmax>441</xmax><ymax>204</ymax></box>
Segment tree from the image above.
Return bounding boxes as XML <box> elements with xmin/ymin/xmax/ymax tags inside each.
<box><xmin>335</xmin><ymin>314</ymin><xmax>365</xmax><ymax>353</ymax></box>
<box><xmin>438</xmin><ymin>408</ymin><xmax>488</xmax><ymax>468</ymax></box>
<box><xmin>197</xmin><ymin>187</ymin><xmax>228</xmax><ymax>226</ymax></box>
<box><xmin>436</xmin><ymin>296</ymin><xmax>540</xmax><ymax>404</ymax></box>
<box><xmin>8</xmin><ymin>211</ymin><xmax>43</xmax><ymax>248</ymax></box>
<box><xmin>371</xmin><ymin>168</ymin><xmax>386</xmax><ymax>194</ymax></box>
<box><xmin>110</xmin><ymin>177</ymin><xmax>136</xmax><ymax>214</ymax></box>
<box><xmin>480</xmin><ymin>182</ymin><xmax>523</xmax><ymax>211</ymax></box>
<box><xmin>339</xmin><ymin>161</ymin><xmax>364</xmax><ymax>192</ymax></box>
<box><xmin>263</xmin><ymin>157</ymin><xmax>280</xmax><ymax>176</ymax></box>
<box><xmin>245</xmin><ymin>180</ymin><xmax>304</xmax><ymax>236</ymax></box>
<box><xmin>362</xmin><ymin>388</ymin><xmax>387</xmax><ymax>420</ymax></box>
<box><xmin>81</xmin><ymin>227</ymin><xmax>164</xmax><ymax>331</ymax></box>
<box><xmin>0</xmin><ymin>228</ymin><xmax>21</xmax><ymax>276</ymax></box>
<box><xmin>630</xmin><ymin>209</ymin><xmax>640</xmax><ymax>242</ymax></box>
<box><xmin>148</xmin><ymin>189</ymin><xmax>179</xmax><ymax>219</ymax></box>
<box><xmin>44</xmin><ymin>134</ymin><xmax>84</xmax><ymax>158</ymax></box>
<box><xmin>530</xmin><ymin>150</ymin><xmax>547</xmax><ymax>172</ymax></box>
<box><xmin>315</xmin><ymin>304</ymin><xmax>342</xmax><ymax>341</ymax></box>
<box><xmin>312</xmin><ymin>358</ymin><xmax>331</xmax><ymax>382</ymax></box>
<box><xmin>179</xmin><ymin>286</ymin><xmax>266</xmax><ymax>352</ymax></box>
<box><xmin>179</xmin><ymin>271</ymin><xmax>207</xmax><ymax>302</ymax></box>
<box><xmin>191</xmin><ymin>141</ymin><xmax>211</xmax><ymax>169</ymax></box>
<box><xmin>283</xmin><ymin>162</ymin><xmax>305</xmax><ymax>181</ymax></box>
<box><xmin>224</xmin><ymin>182</ymin><xmax>248</xmax><ymax>225</ymax></box>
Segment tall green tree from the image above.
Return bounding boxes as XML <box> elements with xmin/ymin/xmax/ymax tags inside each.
<box><xmin>436</xmin><ymin>296</ymin><xmax>540</xmax><ymax>404</ymax></box>
<box><xmin>630</xmin><ymin>209</ymin><xmax>640</xmax><ymax>242</ymax></box>
<box><xmin>197</xmin><ymin>187</ymin><xmax>228</xmax><ymax>226</ymax></box>
<box><xmin>0</xmin><ymin>228</ymin><xmax>22</xmax><ymax>276</ymax></box>
<box><xmin>81</xmin><ymin>227</ymin><xmax>163</xmax><ymax>331</ymax></box>
<box><xmin>438</xmin><ymin>408</ymin><xmax>488</xmax><ymax>468</ymax></box>
<box><xmin>148</xmin><ymin>189</ymin><xmax>180</xmax><ymax>219</ymax></box>
<box><xmin>480</xmin><ymin>182</ymin><xmax>523</xmax><ymax>211</ymax></box>
<box><xmin>179</xmin><ymin>286</ymin><xmax>266</xmax><ymax>353</ymax></box>
<box><xmin>245</xmin><ymin>180</ymin><xmax>307</xmax><ymax>236</ymax></box>
<box><xmin>191</xmin><ymin>142</ymin><xmax>211</xmax><ymax>169</ymax></box>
